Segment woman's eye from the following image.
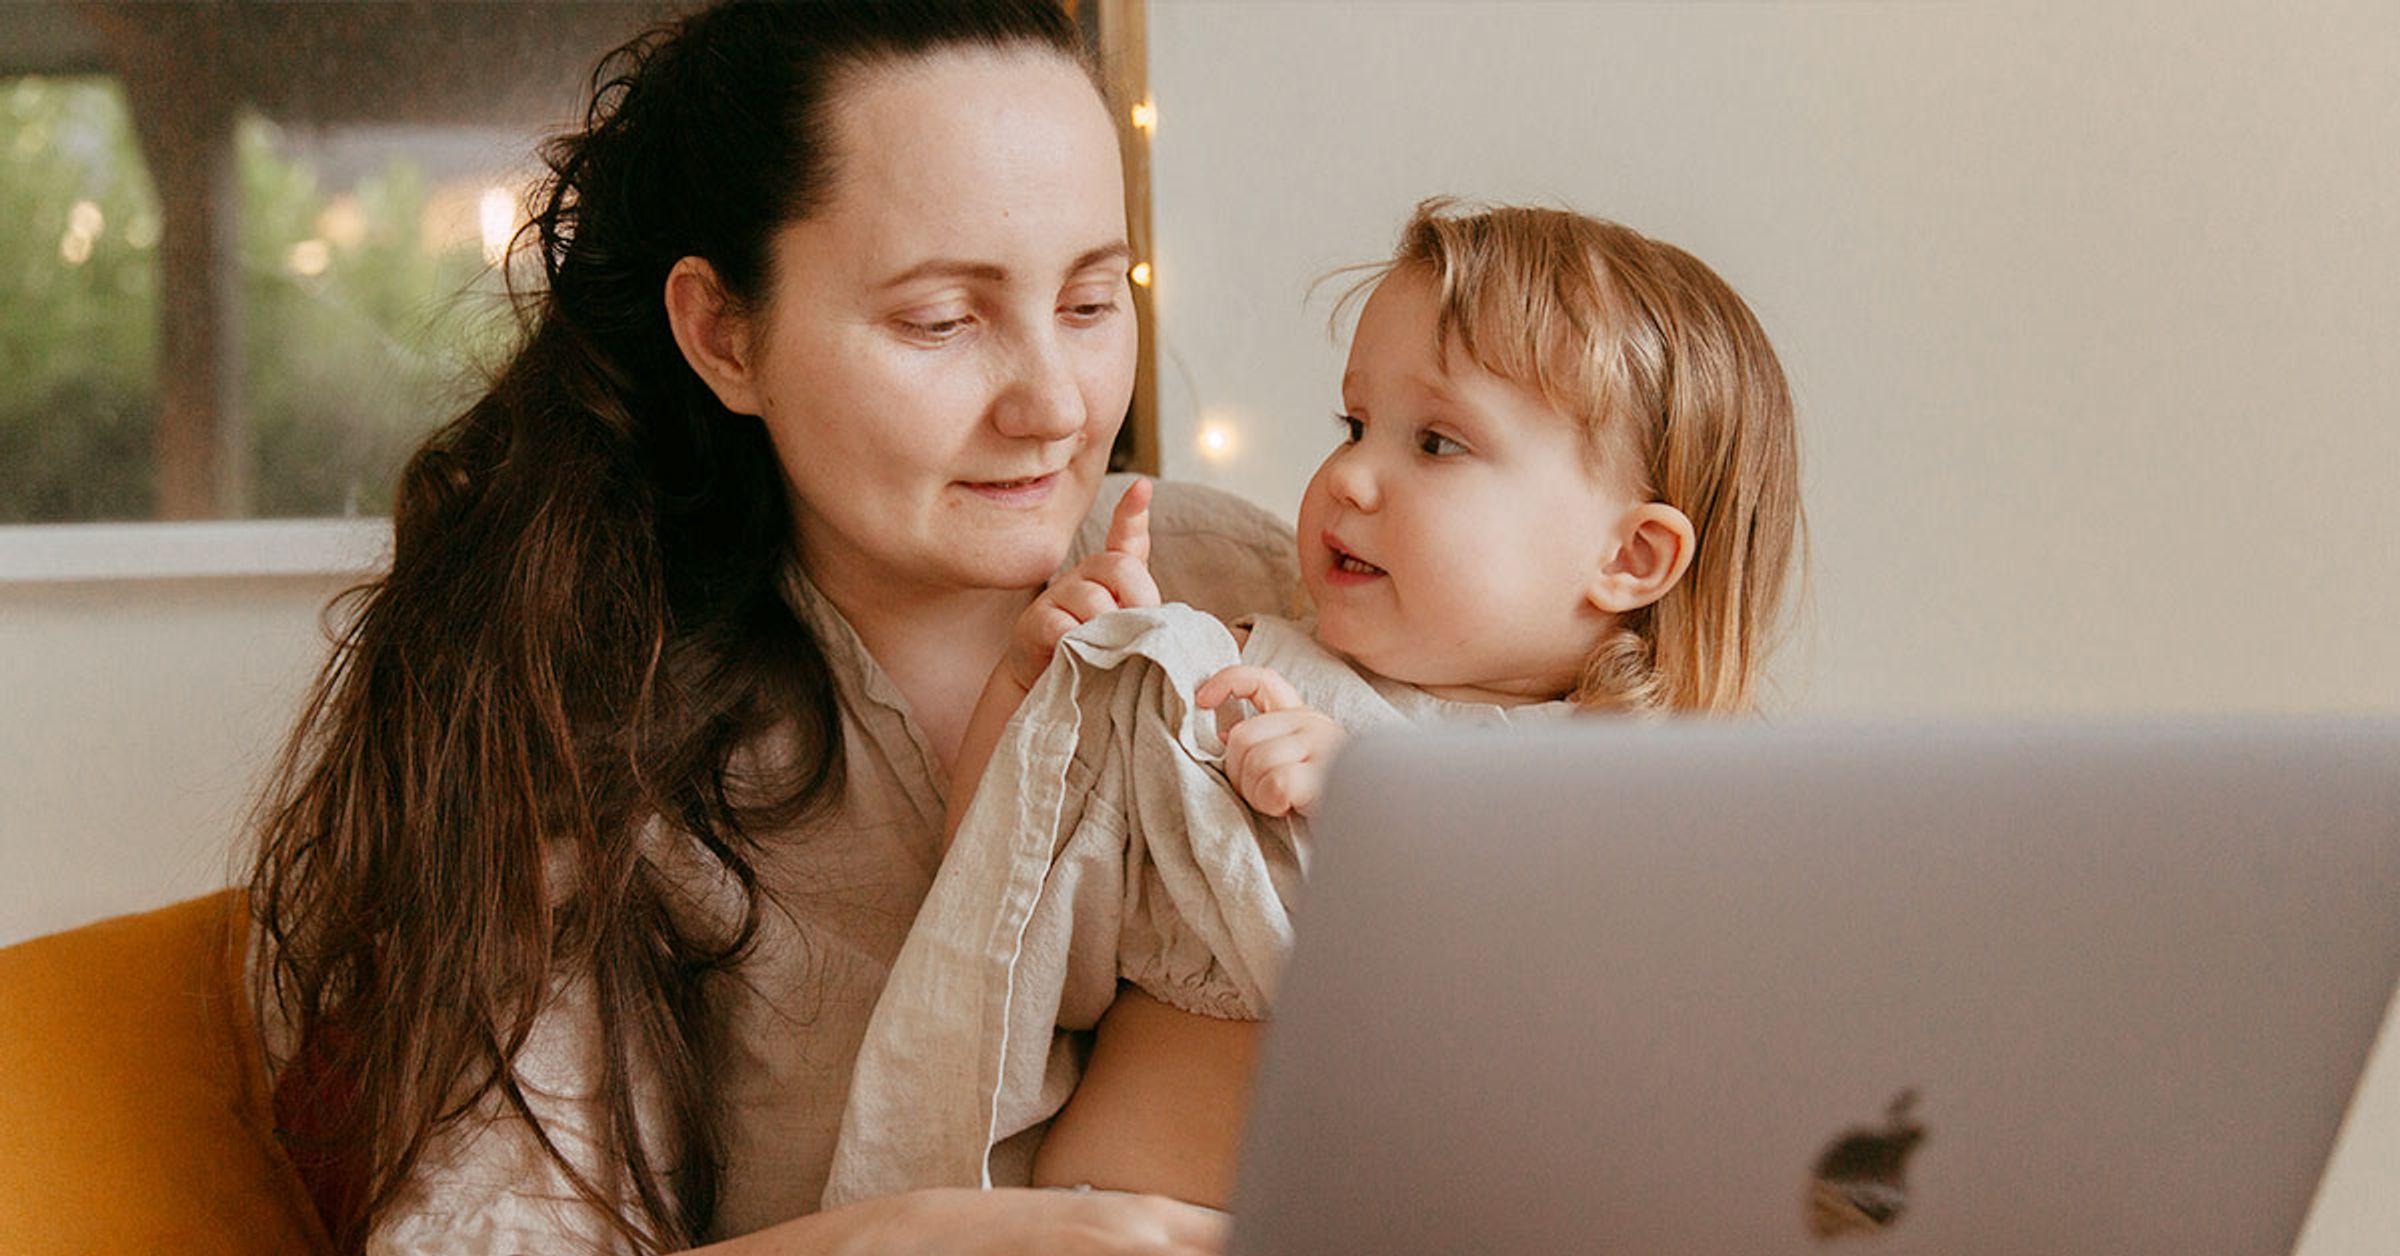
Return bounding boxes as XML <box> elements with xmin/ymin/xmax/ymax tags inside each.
<box><xmin>897</xmin><ymin>314</ymin><xmax>973</xmax><ymax>343</ymax></box>
<box><xmin>1418</xmin><ymin>429</ymin><xmax>1468</xmax><ymax>457</ymax></box>
<box><xmin>1061</xmin><ymin>278</ymin><xmax>1125</xmax><ymax>325</ymax></box>
<box><xmin>1334</xmin><ymin>413</ymin><xmax>1364</xmax><ymax>443</ymax></box>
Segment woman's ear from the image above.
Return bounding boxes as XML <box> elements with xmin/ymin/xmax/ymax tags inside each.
<box><xmin>1586</xmin><ymin>502</ymin><xmax>1698</xmax><ymax>615</ymax></box>
<box><xmin>664</xmin><ymin>257</ymin><xmax>766</xmax><ymax>415</ymax></box>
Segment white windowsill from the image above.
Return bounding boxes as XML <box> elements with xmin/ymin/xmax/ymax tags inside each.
<box><xmin>0</xmin><ymin>518</ymin><xmax>394</xmax><ymax>584</ymax></box>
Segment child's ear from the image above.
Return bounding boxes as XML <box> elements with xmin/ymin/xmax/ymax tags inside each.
<box><xmin>1585</xmin><ymin>503</ymin><xmax>1698</xmax><ymax>615</ymax></box>
<box><xmin>664</xmin><ymin>257</ymin><xmax>766</xmax><ymax>416</ymax></box>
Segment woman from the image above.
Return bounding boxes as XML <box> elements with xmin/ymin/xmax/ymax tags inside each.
<box><xmin>248</xmin><ymin>3</ymin><xmax>1293</xmax><ymax>1252</ymax></box>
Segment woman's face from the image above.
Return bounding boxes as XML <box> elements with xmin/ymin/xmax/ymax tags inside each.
<box><xmin>746</xmin><ymin>48</ymin><xmax>1134</xmax><ymax>597</ymax></box>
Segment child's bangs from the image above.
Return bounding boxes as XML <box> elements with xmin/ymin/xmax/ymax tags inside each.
<box><xmin>1369</xmin><ymin>200</ymin><xmax>1654</xmax><ymax>465</ymax></box>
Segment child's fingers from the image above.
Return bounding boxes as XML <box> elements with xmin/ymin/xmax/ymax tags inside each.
<box><xmin>1011</xmin><ymin>605</ymin><xmax>1082</xmax><ymax>685</ymax></box>
<box><xmin>1228</xmin><ymin>726</ymin><xmax>1315</xmax><ymax>778</ymax></box>
<box><xmin>1104</xmin><ymin>477</ymin><xmax>1152</xmax><ymax>563</ymax></box>
<box><xmin>1196</xmin><ymin>664</ymin><xmax>1304</xmax><ymax>713</ymax></box>
<box><xmin>1222</xmin><ymin>710</ymin><xmax>1322</xmax><ymax>757</ymax></box>
<box><xmin>1026</xmin><ymin>605</ymin><xmax>1081</xmax><ymax>648</ymax></box>
<box><xmin>1078</xmin><ymin>550</ymin><xmax>1161</xmax><ymax>611</ymax></box>
<box><xmin>1253</xmin><ymin>764</ymin><xmax>1319</xmax><ymax>818</ymax></box>
<box><xmin>1232</xmin><ymin>756</ymin><xmax>1319</xmax><ymax>819</ymax></box>
<box><xmin>1043</xmin><ymin>579</ymin><xmax>1119</xmax><ymax>631</ymax></box>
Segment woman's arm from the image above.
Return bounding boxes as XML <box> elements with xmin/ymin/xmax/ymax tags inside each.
<box><xmin>686</xmin><ymin>1186</ymin><xmax>1226</xmax><ymax>1256</ymax></box>
<box><xmin>1029</xmin><ymin>988</ymin><xmax>1264</xmax><ymax>1211</ymax></box>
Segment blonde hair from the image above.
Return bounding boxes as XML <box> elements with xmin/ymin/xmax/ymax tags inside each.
<box><xmin>1341</xmin><ymin>198</ymin><xmax>1805</xmax><ymax>714</ymax></box>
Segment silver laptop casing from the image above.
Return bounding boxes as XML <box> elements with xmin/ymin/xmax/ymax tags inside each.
<box><xmin>1232</xmin><ymin>720</ymin><xmax>2400</xmax><ymax>1255</ymax></box>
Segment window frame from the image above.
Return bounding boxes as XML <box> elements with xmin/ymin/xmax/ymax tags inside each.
<box><xmin>0</xmin><ymin>518</ymin><xmax>388</xmax><ymax>583</ymax></box>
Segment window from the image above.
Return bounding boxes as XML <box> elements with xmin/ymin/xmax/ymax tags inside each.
<box><xmin>2</xmin><ymin>74</ymin><xmax>521</xmax><ymax>522</ymax></box>
<box><xmin>0</xmin><ymin>3</ymin><xmax>658</xmax><ymax>526</ymax></box>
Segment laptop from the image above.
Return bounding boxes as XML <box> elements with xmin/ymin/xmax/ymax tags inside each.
<box><xmin>1230</xmin><ymin>719</ymin><xmax>2400</xmax><ymax>1254</ymax></box>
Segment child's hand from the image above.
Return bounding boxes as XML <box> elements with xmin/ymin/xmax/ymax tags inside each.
<box><xmin>1195</xmin><ymin>664</ymin><xmax>1347</xmax><ymax>818</ymax></box>
<box><xmin>1005</xmin><ymin>478</ymin><xmax>1158</xmax><ymax>692</ymax></box>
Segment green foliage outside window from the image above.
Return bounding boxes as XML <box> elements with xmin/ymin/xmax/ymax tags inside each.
<box><xmin>1</xmin><ymin>76</ymin><xmax>514</xmax><ymax>522</ymax></box>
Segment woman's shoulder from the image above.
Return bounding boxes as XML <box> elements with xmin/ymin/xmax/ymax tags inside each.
<box><xmin>1074</xmin><ymin>475</ymin><xmax>1303</xmax><ymax>623</ymax></box>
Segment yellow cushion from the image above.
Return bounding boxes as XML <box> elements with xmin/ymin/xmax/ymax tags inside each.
<box><xmin>0</xmin><ymin>891</ymin><xmax>331</xmax><ymax>1255</ymax></box>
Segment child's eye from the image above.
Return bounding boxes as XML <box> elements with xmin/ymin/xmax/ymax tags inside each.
<box><xmin>1418</xmin><ymin>429</ymin><xmax>1468</xmax><ymax>457</ymax></box>
<box><xmin>1333</xmin><ymin>413</ymin><xmax>1364</xmax><ymax>443</ymax></box>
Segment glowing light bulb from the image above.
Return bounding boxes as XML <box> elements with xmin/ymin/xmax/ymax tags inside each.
<box><xmin>1129</xmin><ymin>261</ymin><xmax>1153</xmax><ymax>288</ymax></box>
<box><xmin>1130</xmin><ymin>99</ymin><xmax>1158</xmax><ymax>134</ymax></box>
<box><xmin>1196</xmin><ymin>417</ymin><xmax>1239</xmax><ymax>465</ymax></box>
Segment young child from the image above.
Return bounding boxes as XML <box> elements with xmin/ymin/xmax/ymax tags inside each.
<box><xmin>824</xmin><ymin>199</ymin><xmax>1803</xmax><ymax>1212</ymax></box>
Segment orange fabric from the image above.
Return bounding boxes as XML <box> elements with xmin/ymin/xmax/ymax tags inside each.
<box><xmin>0</xmin><ymin>891</ymin><xmax>333</xmax><ymax>1256</ymax></box>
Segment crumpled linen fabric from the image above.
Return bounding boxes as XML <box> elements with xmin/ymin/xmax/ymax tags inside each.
<box><xmin>823</xmin><ymin>609</ymin><xmax>1569</xmax><ymax>1207</ymax></box>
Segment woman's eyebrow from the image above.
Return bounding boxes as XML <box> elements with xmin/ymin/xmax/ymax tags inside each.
<box><xmin>877</xmin><ymin>257</ymin><xmax>1007</xmax><ymax>288</ymax></box>
<box><xmin>1066</xmin><ymin>242</ymin><xmax>1133</xmax><ymax>277</ymax></box>
<box><xmin>876</xmin><ymin>242</ymin><xmax>1132</xmax><ymax>290</ymax></box>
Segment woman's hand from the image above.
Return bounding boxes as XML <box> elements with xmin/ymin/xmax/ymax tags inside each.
<box><xmin>688</xmin><ymin>1186</ymin><xmax>1226</xmax><ymax>1256</ymax></box>
<box><xmin>1195</xmin><ymin>664</ymin><xmax>1347</xmax><ymax>818</ymax></box>
<box><xmin>1005</xmin><ymin>478</ymin><xmax>1158</xmax><ymax>692</ymax></box>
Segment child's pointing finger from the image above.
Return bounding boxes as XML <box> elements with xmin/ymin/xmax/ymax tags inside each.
<box><xmin>1105</xmin><ymin>477</ymin><xmax>1152</xmax><ymax>564</ymax></box>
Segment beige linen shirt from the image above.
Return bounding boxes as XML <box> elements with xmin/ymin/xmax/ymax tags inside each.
<box><xmin>264</xmin><ymin>477</ymin><xmax>1299</xmax><ymax>1255</ymax></box>
<box><xmin>821</xmin><ymin>612</ymin><xmax>1574</xmax><ymax>1208</ymax></box>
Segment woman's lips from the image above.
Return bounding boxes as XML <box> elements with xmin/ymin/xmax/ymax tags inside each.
<box><xmin>959</xmin><ymin>471</ymin><xmax>1061</xmax><ymax>507</ymax></box>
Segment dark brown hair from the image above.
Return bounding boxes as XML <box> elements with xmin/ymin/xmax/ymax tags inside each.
<box><xmin>248</xmin><ymin>3</ymin><xmax>1090</xmax><ymax>1250</ymax></box>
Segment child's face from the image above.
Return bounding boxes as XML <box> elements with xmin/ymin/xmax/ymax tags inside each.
<box><xmin>1299</xmin><ymin>268</ymin><xmax>1639</xmax><ymax>705</ymax></box>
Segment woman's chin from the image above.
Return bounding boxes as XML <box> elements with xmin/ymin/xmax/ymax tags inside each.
<box><xmin>953</xmin><ymin>535</ymin><xmax>1074</xmax><ymax>592</ymax></box>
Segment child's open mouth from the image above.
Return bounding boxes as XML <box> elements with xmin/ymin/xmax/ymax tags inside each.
<box><xmin>1323</xmin><ymin>533</ymin><xmax>1386</xmax><ymax>585</ymax></box>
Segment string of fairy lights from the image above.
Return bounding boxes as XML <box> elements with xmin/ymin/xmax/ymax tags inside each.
<box><xmin>1125</xmin><ymin>93</ymin><xmax>1242</xmax><ymax>470</ymax></box>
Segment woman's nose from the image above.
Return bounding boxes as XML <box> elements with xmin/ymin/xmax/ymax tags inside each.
<box><xmin>990</xmin><ymin>333</ymin><xmax>1085</xmax><ymax>443</ymax></box>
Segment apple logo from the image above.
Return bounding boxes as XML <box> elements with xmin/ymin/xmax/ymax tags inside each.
<box><xmin>1805</xmin><ymin>1089</ymin><xmax>1926</xmax><ymax>1240</ymax></box>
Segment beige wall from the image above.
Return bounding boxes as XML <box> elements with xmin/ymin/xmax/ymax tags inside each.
<box><xmin>1147</xmin><ymin>0</ymin><xmax>2400</xmax><ymax>717</ymax></box>
<box><xmin>0</xmin><ymin>573</ymin><xmax>348</xmax><ymax>945</ymax></box>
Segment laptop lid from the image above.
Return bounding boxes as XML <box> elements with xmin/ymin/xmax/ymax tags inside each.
<box><xmin>1231</xmin><ymin>720</ymin><xmax>2400</xmax><ymax>1254</ymax></box>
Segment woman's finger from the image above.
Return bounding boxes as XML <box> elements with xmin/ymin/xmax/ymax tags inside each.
<box><xmin>1069</xmin><ymin>1190</ymin><xmax>1229</xmax><ymax>1255</ymax></box>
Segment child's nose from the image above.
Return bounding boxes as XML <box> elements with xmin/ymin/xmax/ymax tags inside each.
<box><xmin>1325</xmin><ymin>449</ymin><xmax>1380</xmax><ymax>512</ymax></box>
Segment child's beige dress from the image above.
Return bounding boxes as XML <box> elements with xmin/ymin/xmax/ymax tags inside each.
<box><xmin>823</xmin><ymin>606</ymin><xmax>1571</xmax><ymax>1208</ymax></box>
